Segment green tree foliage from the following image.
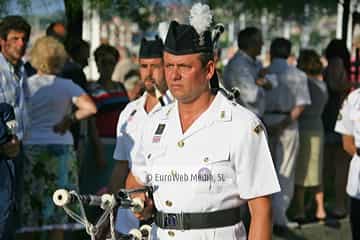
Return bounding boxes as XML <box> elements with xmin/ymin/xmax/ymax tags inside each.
<box><xmin>0</xmin><ymin>0</ymin><xmax>336</xmax><ymax>27</ymax></box>
<box><xmin>100</xmin><ymin>0</ymin><xmax>153</xmax><ymax>30</ymax></box>
<box><xmin>0</xmin><ymin>0</ymin><xmax>31</xmax><ymax>16</ymax></box>
<box><xmin>82</xmin><ymin>0</ymin><xmax>161</xmax><ymax>30</ymax></box>
<box><xmin>208</xmin><ymin>0</ymin><xmax>336</xmax><ymax>20</ymax></box>
<box><xmin>0</xmin><ymin>0</ymin><xmax>160</xmax><ymax>31</ymax></box>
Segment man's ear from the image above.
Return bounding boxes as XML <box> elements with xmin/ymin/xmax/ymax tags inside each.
<box><xmin>206</xmin><ymin>60</ymin><xmax>215</xmax><ymax>81</ymax></box>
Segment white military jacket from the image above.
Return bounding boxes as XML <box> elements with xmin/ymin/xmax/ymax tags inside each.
<box><xmin>113</xmin><ymin>91</ymin><xmax>173</xmax><ymax>165</ymax></box>
<box><xmin>335</xmin><ymin>89</ymin><xmax>360</xmax><ymax>199</ymax></box>
<box><xmin>133</xmin><ymin>92</ymin><xmax>280</xmax><ymax>239</ymax></box>
<box><xmin>113</xmin><ymin>91</ymin><xmax>173</xmax><ymax>234</ymax></box>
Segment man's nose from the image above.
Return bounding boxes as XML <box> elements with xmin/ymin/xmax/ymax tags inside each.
<box><xmin>16</xmin><ymin>38</ymin><xmax>26</xmax><ymax>48</ymax></box>
<box><xmin>172</xmin><ymin>67</ymin><xmax>181</xmax><ymax>80</ymax></box>
<box><xmin>146</xmin><ymin>66</ymin><xmax>154</xmax><ymax>78</ymax></box>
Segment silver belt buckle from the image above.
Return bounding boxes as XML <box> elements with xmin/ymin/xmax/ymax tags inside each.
<box><xmin>164</xmin><ymin>212</ymin><xmax>184</xmax><ymax>230</ymax></box>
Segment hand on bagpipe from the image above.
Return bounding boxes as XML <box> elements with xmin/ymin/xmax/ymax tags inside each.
<box><xmin>53</xmin><ymin>187</ymin><xmax>153</xmax><ymax>240</ymax></box>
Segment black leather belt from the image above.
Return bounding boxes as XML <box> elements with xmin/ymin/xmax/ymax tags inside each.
<box><xmin>154</xmin><ymin>206</ymin><xmax>241</xmax><ymax>230</ymax></box>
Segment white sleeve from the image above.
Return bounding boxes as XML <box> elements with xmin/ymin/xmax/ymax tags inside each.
<box><xmin>235</xmin><ymin>117</ymin><xmax>280</xmax><ymax>199</ymax></box>
<box><xmin>335</xmin><ymin>97</ymin><xmax>353</xmax><ymax>135</ymax></box>
<box><xmin>113</xmin><ymin>108</ymin><xmax>132</xmax><ymax>162</ymax></box>
<box><xmin>130</xmin><ymin>127</ymin><xmax>148</xmax><ymax>184</ymax></box>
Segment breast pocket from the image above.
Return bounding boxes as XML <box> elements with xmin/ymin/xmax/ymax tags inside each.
<box><xmin>0</xmin><ymin>88</ymin><xmax>15</xmax><ymax>105</ymax></box>
<box><xmin>208</xmin><ymin>150</ymin><xmax>235</xmax><ymax>193</ymax></box>
<box><xmin>192</xmin><ymin>148</ymin><xmax>233</xmax><ymax>193</ymax></box>
<box><xmin>144</xmin><ymin>147</ymin><xmax>167</xmax><ymax>185</ymax></box>
<box><xmin>147</xmin><ymin>146</ymin><xmax>167</xmax><ymax>162</ymax></box>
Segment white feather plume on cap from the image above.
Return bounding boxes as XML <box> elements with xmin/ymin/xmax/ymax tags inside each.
<box><xmin>158</xmin><ymin>21</ymin><xmax>169</xmax><ymax>43</ymax></box>
<box><xmin>189</xmin><ymin>3</ymin><xmax>212</xmax><ymax>36</ymax></box>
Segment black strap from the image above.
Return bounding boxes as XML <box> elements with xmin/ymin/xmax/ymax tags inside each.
<box><xmin>356</xmin><ymin>148</ymin><xmax>360</xmax><ymax>156</ymax></box>
<box><xmin>155</xmin><ymin>206</ymin><xmax>241</xmax><ymax>230</ymax></box>
<box><xmin>265</xmin><ymin>110</ymin><xmax>290</xmax><ymax>115</ymax></box>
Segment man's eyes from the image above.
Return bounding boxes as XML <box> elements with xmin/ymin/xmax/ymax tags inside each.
<box><xmin>8</xmin><ymin>37</ymin><xmax>26</xmax><ymax>42</ymax></box>
<box><xmin>179</xmin><ymin>65</ymin><xmax>191</xmax><ymax>69</ymax></box>
<box><xmin>165</xmin><ymin>64</ymin><xmax>191</xmax><ymax>69</ymax></box>
<box><xmin>141</xmin><ymin>64</ymin><xmax>162</xmax><ymax>69</ymax></box>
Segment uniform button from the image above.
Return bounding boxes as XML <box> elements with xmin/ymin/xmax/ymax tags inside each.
<box><xmin>168</xmin><ymin>231</ymin><xmax>175</xmax><ymax>237</ymax></box>
<box><xmin>177</xmin><ymin>140</ymin><xmax>184</xmax><ymax>148</ymax></box>
<box><xmin>165</xmin><ymin>200</ymin><xmax>173</xmax><ymax>207</ymax></box>
<box><xmin>203</xmin><ymin>157</ymin><xmax>209</xmax><ymax>163</ymax></box>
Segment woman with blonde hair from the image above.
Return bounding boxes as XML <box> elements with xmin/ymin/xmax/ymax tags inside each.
<box><xmin>17</xmin><ymin>36</ymin><xmax>97</xmax><ymax>240</ymax></box>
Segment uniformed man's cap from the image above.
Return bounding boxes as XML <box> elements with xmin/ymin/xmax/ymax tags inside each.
<box><xmin>164</xmin><ymin>3</ymin><xmax>223</xmax><ymax>91</ymax></box>
<box><xmin>164</xmin><ymin>20</ymin><xmax>213</xmax><ymax>55</ymax></box>
<box><xmin>139</xmin><ymin>36</ymin><xmax>164</xmax><ymax>59</ymax></box>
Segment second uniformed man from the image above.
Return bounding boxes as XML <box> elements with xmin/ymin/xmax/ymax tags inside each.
<box><xmin>108</xmin><ymin>36</ymin><xmax>172</xmax><ymax>234</ymax></box>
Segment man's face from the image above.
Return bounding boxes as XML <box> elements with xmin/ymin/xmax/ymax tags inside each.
<box><xmin>139</xmin><ymin>57</ymin><xmax>166</xmax><ymax>94</ymax></box>
<box><xmin>53</xmin><ymin>23</ymin><xmax>67</xmax><ymax>41</ymax></box>
<box><xmin>0</xmin><ymin>30</ymin><xmax>28</xmax><ymax>65</ymax></box>
<box><xmin>163</xmin><ymin>52</ymin><xmax>213</xmax><ymax>104</ymax></box>
<box><xmin>54</xmin><ymin>23</ymin><xmax>66</xmax><ymax>36</ymax></box>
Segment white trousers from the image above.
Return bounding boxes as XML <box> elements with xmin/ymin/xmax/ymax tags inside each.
<box><xmin>269</xmin><ymin>125</ymin><xmax>299</xmax><ymax>226</ymax></box>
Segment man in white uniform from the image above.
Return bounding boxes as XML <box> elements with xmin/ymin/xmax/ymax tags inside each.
<box><xmin>265</xmin><ymin>38</ymin><xmax>311</xmax><ymax>228</ymax></box>
<box><xmin>129</xmin><ymin>4</ymin><xmax>280</xmax><ymax>239</ymax></box>
<box><xmin>335</xmin><ymin>90</ymin><xmax>360</xmax><ymax>240</ymax></box>
<box><xmin>108</xmin><ymin>37</ymin><xmax>172</xmax><ymax>234</ymax></box>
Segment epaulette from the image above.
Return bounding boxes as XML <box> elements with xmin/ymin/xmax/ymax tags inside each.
<box><xmin>218</xmin><ymin>108</ymin><xmax>232</xmax><ymax>121</ymax></box>
<box><xmin>217</xmin><ymin>87</ymin><xmax>240</xmax><ymax>101</ymax></box>
<box><xmin>160</xmin><ymin>104</ymin><xmax>175</xmax><ymax>120</ymax></box>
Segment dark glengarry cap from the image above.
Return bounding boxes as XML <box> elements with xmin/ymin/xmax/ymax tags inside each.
<box><xmin>139</xmin><ymin>36</ymin><xmax>164</xmax><ymax>59</ymax></box>
<box><xmin>164</xmin><ymin>21</ymin><xmax>213</xmax><ymax>55</ymax></box>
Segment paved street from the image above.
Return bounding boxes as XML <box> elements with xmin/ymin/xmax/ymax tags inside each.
<box><xmin>273</xmin><ymin>218</ymin><xmax>351</xmax><ymax>240</ymax></box>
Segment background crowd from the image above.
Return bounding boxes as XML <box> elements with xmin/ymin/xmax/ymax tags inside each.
<box><xmin>0</xmin><ymin>13</ymin><xmax>357</xmax><ymax>240</ymax></box>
